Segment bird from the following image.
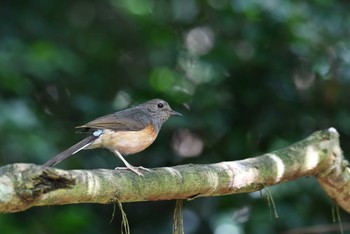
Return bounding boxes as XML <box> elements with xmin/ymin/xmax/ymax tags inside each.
<box><xmin>42</xmin><ymin>98</ymin><xmax>182</xmax><ymax>176</ymax></box>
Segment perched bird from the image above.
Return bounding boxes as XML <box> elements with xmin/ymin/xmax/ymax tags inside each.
<box><xmin>42</xmin><ymin>98</ymin><xmax>182</xmax><ymax>176</ymax></box>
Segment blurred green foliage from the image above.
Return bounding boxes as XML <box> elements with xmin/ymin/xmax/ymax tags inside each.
<box><xmin>1</xmin><ymin>0</ymin><xmax>350</xmax><ymax>233</ymax></box>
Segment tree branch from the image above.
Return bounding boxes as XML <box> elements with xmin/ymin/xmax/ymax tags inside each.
<box><xmin>1</xmin><ymin>128</ymin><xmax>349</xmax><ymax>213</ymax></box>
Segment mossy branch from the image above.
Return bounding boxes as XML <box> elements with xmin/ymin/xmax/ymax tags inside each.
<box><xmin>0</xmin><ymin>128</ymin><xmax>349</xmax><ymax>213</ymax></box>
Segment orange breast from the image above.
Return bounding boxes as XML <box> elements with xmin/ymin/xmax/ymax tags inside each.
<box><xmin>87</xmin><ymin>124</ymin><xmax>158</xmax><ymax>155</ymax></box>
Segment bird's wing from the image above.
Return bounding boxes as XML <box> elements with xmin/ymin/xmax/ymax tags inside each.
<box><xmin>76</xmin><ymin>112</ymin><xmax>147</xmax><ymax>131</ymax></box>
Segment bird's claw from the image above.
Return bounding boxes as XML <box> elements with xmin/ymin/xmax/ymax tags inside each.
<box><xmin>114</xmin><ymin>166</ymin><xmax>151</xmax><ymax>176</ymax></box>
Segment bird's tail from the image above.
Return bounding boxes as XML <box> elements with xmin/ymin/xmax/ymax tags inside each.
<box><xmin>42</xmin><ymin>135</ymin><xmax>98</xmax><ymax>167</ymax></box>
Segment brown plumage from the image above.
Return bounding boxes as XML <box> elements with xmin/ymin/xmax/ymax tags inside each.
<box><xmin>42</xmin><ymin>99</ymin><xmax>181</xmax><ymax>176</ymax></box>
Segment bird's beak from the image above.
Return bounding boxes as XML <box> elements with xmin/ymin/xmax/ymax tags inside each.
<box><xmin>170</xmin><ymin>110</ymin><xmax>182</xmax><ymax>116</ymax></box>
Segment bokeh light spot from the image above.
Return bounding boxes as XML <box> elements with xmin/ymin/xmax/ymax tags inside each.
<box><xmin>172</xmin><ymin>129</ymin><xmax>203</xmax><ymax>158</ymax></box>
<box><xmin>150</xmin><ymin>67</ymin><xmax>177</xmax><ymax>92</ymax></box>
<box><xmin>112</xmin><ymin>0</ymin><xmax>154</xmax><ymax>16</ymax></box>
<box><xmin>185</xmin><ymin>26</ymin><xmax>215</xmax><ymax>56</ymax></box>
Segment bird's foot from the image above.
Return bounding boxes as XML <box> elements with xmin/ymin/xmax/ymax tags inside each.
<box><xmin>114</xmin><ymin>166</ymin><xmax>151</xmax><ymax>176</ymax></box>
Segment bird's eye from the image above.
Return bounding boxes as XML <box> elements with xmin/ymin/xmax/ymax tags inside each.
<box><xmin>157</xmin><ymin>103</ymin><xmax>164</xmax><ymax>108</ymax></box>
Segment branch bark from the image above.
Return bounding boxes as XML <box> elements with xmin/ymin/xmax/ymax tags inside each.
<box><xmin>0</xmin><ymin>128</ymin><xmax>349</xmax><ymax>213</ymax></box>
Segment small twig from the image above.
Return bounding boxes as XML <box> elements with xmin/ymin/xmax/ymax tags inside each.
<box><xmin>264</xmin><ymin>184</ymin><xmax>279</xmax><ymax>219</ymax></box>
<box><xmin>116</xmin><ymin>199</ymin><xmax>130</xmax><ymax>234</ymax></box>
<box><xmin>173</xmin><ymin>199</ymin><xmax>184</xmax><ymax>234</ymax></box>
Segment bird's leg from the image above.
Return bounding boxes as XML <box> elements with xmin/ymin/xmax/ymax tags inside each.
<box><xmin>113</xmin><ymin>150</ymin><xmax>150</xmax><ymax>176</ymax></box>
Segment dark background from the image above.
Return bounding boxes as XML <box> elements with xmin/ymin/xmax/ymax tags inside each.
<box><xmin>1</xmin><ymin>1</ymin><xmax>350</xmax><ymax>233</ymax></box>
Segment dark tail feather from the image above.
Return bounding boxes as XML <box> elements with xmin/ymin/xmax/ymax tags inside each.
<box><xmin>42</xmin><ymin>136</ymin><xmax>97</xmax><ymax>167</ymax></box>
